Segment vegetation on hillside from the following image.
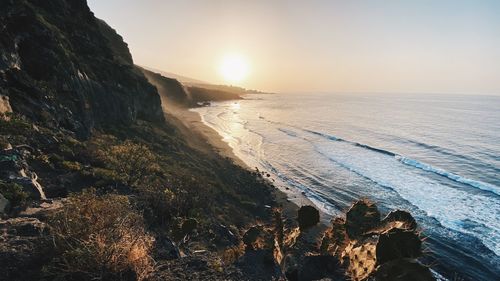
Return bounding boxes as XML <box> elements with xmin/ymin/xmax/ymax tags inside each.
<box><xmin>47</xmin><ymin>189</ymin><xmax>154</xmax><ymax>281</ymax></box>
<box><xmin>0</xmin><ymin>113</ymin><xmax>278</xmax><ymax>279</ymax></box>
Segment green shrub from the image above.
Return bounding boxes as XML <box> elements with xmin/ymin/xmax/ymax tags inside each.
<box><xmin>61</xmin><ymin>161</ymin><xmax>82</xmax><ymax>172</ymax></box>
<box><xmin>136</xmin><ymin>183</ymin><xmax>176</xmax><ymax>226</ymax></box>
<box><xmin>0</xmin><ymin>181</ymin><xmax>29</xmax><ymax>208</ymax></box>
<box><xmin>89</xmin><ymin>139</ymin><xmax>161</xmax><ymax>188</ymax></box>
<box><xmin>47</xmin><ymin>188</ymin><xmax>154</xmax><ymax>281</ymax></box>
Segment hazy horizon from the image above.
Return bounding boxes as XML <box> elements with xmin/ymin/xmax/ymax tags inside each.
<box><xmin>88</xmin><ymin>0</ymin><xmax>500</xmax><ymax>95</ymax></box>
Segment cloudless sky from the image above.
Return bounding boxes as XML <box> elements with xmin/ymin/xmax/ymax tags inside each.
<box><xmin>88</xmin><ymin>0</ymin><xmax>500</xmax><ymax>94</ymax></box>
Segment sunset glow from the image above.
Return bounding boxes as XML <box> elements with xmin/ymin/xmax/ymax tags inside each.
<box><xmin>218</xmin><ymin>54</ymin><xmax>249</xmax><ymax>84</ymax></box>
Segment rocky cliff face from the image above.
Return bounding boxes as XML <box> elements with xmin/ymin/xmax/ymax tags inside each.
<box><xmin>141</xmin><ymin>68</ymin><xmax>242</xmax><ymax>108</ymax></box>
<box><xmin>0</xmin><ymin>0</ymin><xmax>164</xmax><ymax>138</ymax></box>
<box><xmin>140</xmin><ymin>67</ymin><xmax>191</xmax><ymax>105</ymax></box>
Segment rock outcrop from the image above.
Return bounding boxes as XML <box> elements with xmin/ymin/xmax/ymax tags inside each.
<box><xmin>0</xmin><ymin>0</ymin><xmax>164</xmax><ymax>138</ymax></box>
<box><xmin>0</xmin><ymin>217</ymin><xmax>50</xmax><ymax>281</ymax></box>
<box><xmin>0</xmin><ymin>95</ymin><xmax>13</xmax><ymax>118</ymax></box>
<box><xmin>0</xmin><ymin>146</ymin><xmax>45</xmax><ymax>200</ymax></box>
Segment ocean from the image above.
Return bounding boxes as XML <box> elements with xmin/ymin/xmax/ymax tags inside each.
<box><xmin>191</xmin><ymin>92</ymin><xmax>500</xmax><ymax>280</ymax></box>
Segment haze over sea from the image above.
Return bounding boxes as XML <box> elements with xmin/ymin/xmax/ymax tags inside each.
<box><xmin>192</xmin><ymin>93</ymin><xmax>500</xmax><ymax>280</ymax></box>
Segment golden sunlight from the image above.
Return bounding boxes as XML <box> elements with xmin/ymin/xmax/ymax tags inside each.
<box><xmin>218</xmin><ymin>54</ymin><xmax>249</xmax><ymax>84</ymax></box>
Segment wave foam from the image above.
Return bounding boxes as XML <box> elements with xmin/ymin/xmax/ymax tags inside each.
<box><xmin>304</xmin><ymin>129</ymin><xmax>500</xmax><ymax>196</ymax></box>
<box><xmin>396</xmin><ymin>156</ymin><xmax>500</xmax><ymax>196</ymax></box>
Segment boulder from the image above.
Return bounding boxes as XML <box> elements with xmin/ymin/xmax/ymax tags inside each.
<box><xmin>19</xmin><ymin>200</ymin><xmax>64</xmax><ymax>220</ymax></box>
<box><xmin>10</xmin><ymin>174</ymin><xmax>46</xmax><ymax>200</ymax></box>
<box><xmin>297</xmin><ymin>205</ymin><xmax>320</xmax><ymax>230</ymax></box>
<box><xmin>0</xmin><ymin>95</ymin><xmax>13</xmax><ymax>119</ymax></box>
<box><xmin>0</xmin><ymin>217</ymin><xmax>46</xmax><ymax>237</ymax></box>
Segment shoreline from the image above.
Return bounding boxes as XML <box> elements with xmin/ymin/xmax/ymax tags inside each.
<box><xmin>160</xmin><ymin>98</ymin><xmax>330</xmax><ymax>224</ymax></box>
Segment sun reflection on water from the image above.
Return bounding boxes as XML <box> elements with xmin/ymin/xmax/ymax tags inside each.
<box><xmin>231</xmin><ymin>102</ymin><xmax>241</xmax><ymax>111</ymax></box>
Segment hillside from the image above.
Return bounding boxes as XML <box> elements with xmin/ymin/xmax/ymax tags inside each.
<box><xmin>0</xmin><ymin>0</ymin><xmax>163</xmax><ymax>139</ymax></box>
<box><xmin>0</xmin><ymin>1</ymin><xmax>436</xmax><ymax>281</ymax></box>
<box><xmin>140</xmin><ymin>66</ymin><xmax>209</xmax><ymax>85</ymax></box>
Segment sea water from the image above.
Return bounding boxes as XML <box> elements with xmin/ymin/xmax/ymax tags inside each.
<box><xmin>192</xmin><ymin>93</ymin><xmax>500</xmax><ymax>280</ymax></box>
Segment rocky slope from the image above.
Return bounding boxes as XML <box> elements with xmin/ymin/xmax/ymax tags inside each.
<box><xmin>0</xmin><ymin>0</ymin><xmax>163</xmax><ymax>139</ymax></box>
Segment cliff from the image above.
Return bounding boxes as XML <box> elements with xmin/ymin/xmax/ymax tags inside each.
<box><xmin>140</xmin><ymin>67</ymin><xmax>191</xmax><ymax>105</ymax></box>
<box><xmin>141</xmin><ymin>67</ymin><xmax>242</xmax><ymax>107</ymax></box>
<box><xmin>0</xmin><ymin>0</ymin><xmax>163</xmax><ymax>138</ymax></box>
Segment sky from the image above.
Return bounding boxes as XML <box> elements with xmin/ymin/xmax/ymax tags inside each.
<box><xmin>88</xmin><ymin>0</ymin><xmax>500</xmax><ymax>94</ymax></box>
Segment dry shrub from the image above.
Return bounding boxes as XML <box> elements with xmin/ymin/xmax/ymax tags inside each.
<box><xmin>48</xmin><ymin>188</ymin><xmax>154</xmax><ymax>281</ymax></box>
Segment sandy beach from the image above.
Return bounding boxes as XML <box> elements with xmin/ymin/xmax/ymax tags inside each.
<box><xmin>159</xmin><ymin>96</ymin><xmax>330</xmax><ymax>228</ymax></box>
<box><xmin>159</xmin><ymin>97</ymin><xmax>248</xmax><ymax>167</ymax></box>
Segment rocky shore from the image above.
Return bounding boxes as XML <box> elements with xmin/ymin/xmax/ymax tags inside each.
<box><xmin>1</xmin><ymin>0</ymin><xmax>437</xmax><ymax>280</ymax></box>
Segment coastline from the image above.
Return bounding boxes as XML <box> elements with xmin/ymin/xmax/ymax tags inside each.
<box><xmin>160</xmin><ymin>97</ymin><xmax>327</xmax><ymax>225</ymax></box>
<box><xmin>163</xmin><ymin>103</ymin><xmax>450</xmax><ymax>279</ymax></box>
<box><xmin>161</xmin><ymin>101</ymin><xmax>248</xmax><ymax>168</ymax></box>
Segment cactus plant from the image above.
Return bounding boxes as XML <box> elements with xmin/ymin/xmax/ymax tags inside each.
<box><xmin>345</xmin><ymin>199</ymin><xmax>381</xmax><ymax>239</ymax></box>
<box><xmin>319</xmin><ymin>200</ymin><xmax>434</xmax><ymax>281</ymax></box>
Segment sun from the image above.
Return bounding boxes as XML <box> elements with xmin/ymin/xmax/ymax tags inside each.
<box><xmin>218</xmin><ymin>54</ymin><xmax>249</xmax><ymax>84</ymax></box>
